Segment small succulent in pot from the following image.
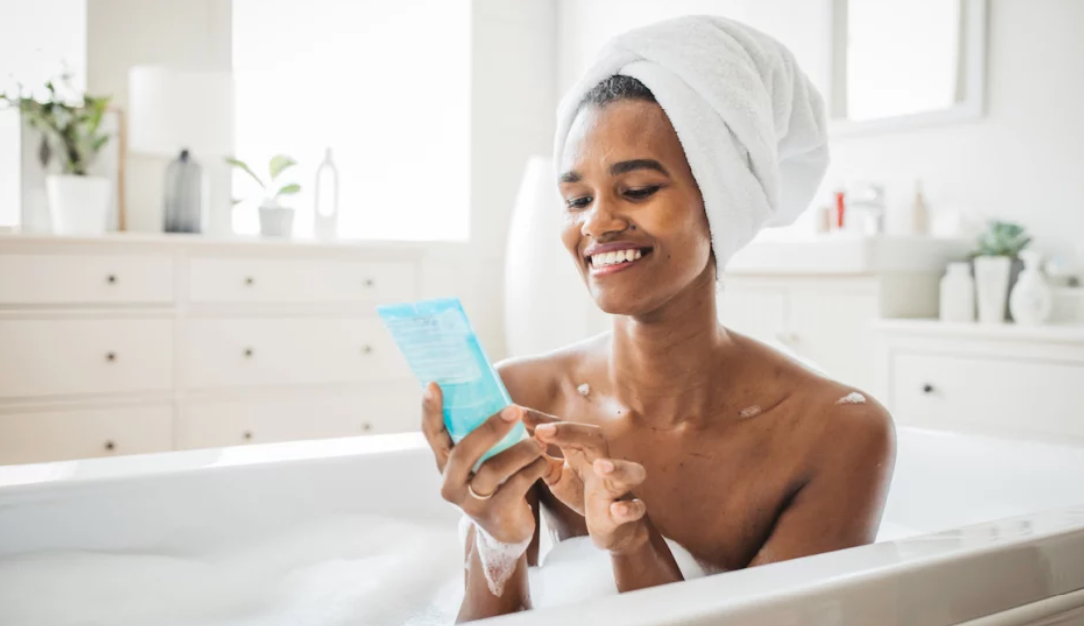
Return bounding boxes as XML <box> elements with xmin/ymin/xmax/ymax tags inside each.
<box><xmin>971</xmin><ymin>220</ymin><xmax>1032</xmax><ymax>323</ymax></box>
<box><xmin>226</xmin><ymin>154</ymin><xmax>301</xmax><ymax>237</ymax></box>
<box><xmin>973</xmin><ymin>220</ymin><xmax>1031</xmax><ymax>259</ymax></box>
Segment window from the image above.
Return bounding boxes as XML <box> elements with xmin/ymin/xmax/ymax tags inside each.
<box><xmin>231</xmin><ymin>0</ymin><xmax>471</xmax><ymax>241</ymax></box>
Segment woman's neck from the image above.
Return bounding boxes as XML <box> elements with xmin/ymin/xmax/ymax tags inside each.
<box><xmin>608</xmin><ymin>269</ymin><xmax>735</xmax><ymax>427</ymax></box>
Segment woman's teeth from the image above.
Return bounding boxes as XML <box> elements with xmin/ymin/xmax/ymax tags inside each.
<box><xmin>591</xmin><ymin>249</ymin><xmax>643</xmax><ymax>267</ymax></box>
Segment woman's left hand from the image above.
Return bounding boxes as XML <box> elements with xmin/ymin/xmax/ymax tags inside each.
<box><xmin>527</xmin><ymin>415</ymin><xmax>650</xmax><ymax>554</ymax></box>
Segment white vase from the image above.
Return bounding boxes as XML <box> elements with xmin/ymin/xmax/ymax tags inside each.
<box><xmin>504</xmin><ymin>156</ymin><xmax>606</xmax><ymax>357</ymax></box>
<box><xmin>45</xmin><ymin>175</ymin><xmax>112</xmax><ymax>236</ymax></box>
<box><xmin>1009</xmin><ymin>251</ymin><xmax>1052</xmax><ymax>326</ymax></box>
<box><xmin>258</xmin><ymin>201</ymin><xmax>295</xmax><ymax>238</ymax></box>
<box><xmin>974</xmin><ymin>256</ymin><xmax>1012</xmax><ymax>324</ymax></box>
<box><xmin>939</xmin><ymin>262</ymin><xmax>975</xmax><ymax>323</ymax></box>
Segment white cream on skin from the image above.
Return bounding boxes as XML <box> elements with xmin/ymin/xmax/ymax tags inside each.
<box><xmin>836</xmin><ymin>392</ymin><xmax>867</xmax><ymax>405</ymax></box>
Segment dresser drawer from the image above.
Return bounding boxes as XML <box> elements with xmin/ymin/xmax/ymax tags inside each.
<box><xmin>0</xmin><ymin>319</ymin><xmax>174</xmax><ymax>399</ymax></box>
<box><xmin>176</xmin><ymin>384</ymin><xmax>418</xmax><ymax>449</ymax></box>
<box><xmin>0</xmin><ymin>254</ymin><xmax>174</xmax><ymax>304</ymax></box>
<box><xmin>188</xmin><ymin>258</ymin><xmax>415</xmax><ymax>304</ymax></box>
<box><xmin>891</xmin><ymin>353</ymin><xmax>1084</xmax><ymax>437</ymax></box>
<box><xmin>183</xmin><ymin>317</ymin><xmax>409</xmax><ymax>389</ymax></box>
<box><xmin>0</xmin><ymin>405</ymin><xmax>173</xmax><ymax>465</ymax></box>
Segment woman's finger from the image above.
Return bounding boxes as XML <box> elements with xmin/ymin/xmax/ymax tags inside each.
<box><xmin>470</xmin><ymin>438</ymin><xmax>545</xmax><ymax>497</ymax></box>
<box><xmin>519</xmin><ymin>407</ymin><xmax>561</xmax><ymax>435</ymax></box>
<box><xmin>609</xmin><ymin>498</ymin><xmax>647</xmax><ymax>524</ymax></box>
<box><xmin>492</xmin><ymin>456</ymin><xmax>551</xmax><ymax>505</ymax></box>
<box><xmin>593</xmin><ymin>458</ymin><xmax>646</xmax><ymax>498</ymax></box>
<box><xmin>443</xmin><ymin>405</ymin><xmax>522</xmax><ymax>491</ymax></box>
<box><xmin>534</xmin><ymin>421</ymin><xmax>609</xmax><ymax>462</ymax></box>
<box><xmin>420</xmin><ymin>383</ymin><xmax>453</xmax><ymax>472</ymax></box>
<box><xmin>541</xmin><ymin>454</ymin><xmax>587</xmax><ymax>515</ymax></box>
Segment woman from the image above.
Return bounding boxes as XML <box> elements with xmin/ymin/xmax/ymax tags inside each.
<box><xmin>422</xmin><ymin>16</ymin><xmax>894</xmax><ymax>621</ymax></box>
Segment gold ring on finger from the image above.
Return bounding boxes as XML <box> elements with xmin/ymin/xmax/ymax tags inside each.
<box><xmin>467</xmin><ymin>483</ymin><xmax>494</xmax><ymax>501</ymax></box>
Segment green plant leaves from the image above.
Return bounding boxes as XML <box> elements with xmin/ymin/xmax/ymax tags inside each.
<box><xmin>268</xmin><ymin>154</ymin><xmax>296</xmax><ymax>181</ymax></box>
<box><xmin>2</xmin><ymin>75</ymin><xmax>113</xmax><ymax>175</ymax></box>
<box><xmin>225</xmin><ymin>157</ymin><xmax>266</xmax><ymax>189</ymax></box>
<box><xmin>274</xmin><ymin>183</ymin><xmax>301</xmax><ymax>198</ymax></box>
<box><xmin>975</xmin><ymin>220</ymin><xmax>1031</xmax><ymax>258</ymax></box>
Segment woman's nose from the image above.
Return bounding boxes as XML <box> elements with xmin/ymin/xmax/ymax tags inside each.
<box><xmin>580</xmin><ymin>195</ymin><xmax>629</xmax><ymax>239</ymax></box>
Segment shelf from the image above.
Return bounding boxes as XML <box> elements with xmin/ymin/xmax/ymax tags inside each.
<box><xmin>873</xmin><ymin>318</ymin><xmax>1084</xmax><ymax>344</ymax></box>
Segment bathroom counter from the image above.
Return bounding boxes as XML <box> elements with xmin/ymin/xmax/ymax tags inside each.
<box><xmin>725</xmin><ymin>234</ymin><xmax>969</xmax><ymax>275</ymax></box>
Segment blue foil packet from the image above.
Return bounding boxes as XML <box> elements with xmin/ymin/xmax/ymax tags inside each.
<box><xmin>377</xmin><ymin>298</ymin><xmax>524</xmax><ymax>463</ymax></box>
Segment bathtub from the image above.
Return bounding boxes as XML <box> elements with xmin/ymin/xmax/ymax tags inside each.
<box><xmin>1</xmin><ymin>426</ymin><xmax>1083</xmax><ymax>625</ymax></box>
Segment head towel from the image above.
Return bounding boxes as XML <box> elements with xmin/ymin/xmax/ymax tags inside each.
<box><xmin>554</xmin><ymin>15</ymin><xmax>830</xmax><ymax>275</ymax></box>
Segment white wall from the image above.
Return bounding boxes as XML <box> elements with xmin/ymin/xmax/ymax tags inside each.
<box><xmin>556</xmin><ymin>0</ymin><xmax>1084</xmax><ymax>263</ymax></box>
<box><xmin>86</xmin><ymin>0</ymin><xmax>232</xmax><ymax>233</ymax></box>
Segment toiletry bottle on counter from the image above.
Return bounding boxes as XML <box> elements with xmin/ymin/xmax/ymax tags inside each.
<box><xmin>313</xmin><ymin>148</ymin><xmax>339</xmax><ymax>240</ymax></box>
<box><xmin>940</xmin><ymin>262</ymin><xmax>975</xmax><ymax>323</ymax></box>
<box><xmin>1009</xmin><ymin>250</ymin><xmax>1053</xmax><ymax>326</ymax></box>
<box><xmin>910</xmin><ymin>181</ymin><xmax>930</xmax><ymax>236</ymax></box>
<box><xmin>833</xmin><ymin>191</ymin><xmax>846</xmax><ymax>231</ymax></box>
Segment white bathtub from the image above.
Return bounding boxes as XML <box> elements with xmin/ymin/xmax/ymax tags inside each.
<box><xmin>1</xmin><ymin>426</ymin><xmax>1083</xmax><ymax>625</ymax></box>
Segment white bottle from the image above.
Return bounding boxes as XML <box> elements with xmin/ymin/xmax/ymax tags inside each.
<box><xmin>910</xmin><ymin>181</ymin><xmax>930</xmax><ymax>236</ymax></box>
<box><xmin>1009</xmin><ymin>250</ymin><xmax>1052</xmax><ymax>326</ymax></box>
<box><xmin>313</xmin><ymin>148</ymin><xmax>339</xmax><ymax>240</ymax></box>
<box><xmin>940</xmin><ymin>262</ymin><xmax>975</xmax><ymax>323</ymax></box>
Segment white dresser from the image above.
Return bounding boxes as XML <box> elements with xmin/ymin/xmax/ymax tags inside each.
<box><xmin>719</xmin><ymin>235</ymin><xmax>968</xmax><ymax>390</ymax></box>
<box><xmin>0</xmin><ymin>234</ymin><xmax>428</xmax><ymax>465</ymax></box>
<box><xmin>874</xmin><ymin>320</ymin><xmax>1084</xmax><ymax>445</ymax></box>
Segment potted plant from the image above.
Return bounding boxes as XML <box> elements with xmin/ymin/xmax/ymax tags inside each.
<box><xmin>226</xmin><ymin>154</ymin><xmax>301</xmax><ymax>237</ymax></box>
<box><xmin>972</xmin><ymin>220</ymin><xmax>1031</xmax><ymax>324</ymax></box>
<box><xmin>1</xmin><ymin>75</ymin><xmax>113</xmax><ymax>235</ymax></box>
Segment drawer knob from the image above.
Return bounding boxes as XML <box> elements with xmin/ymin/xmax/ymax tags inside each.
<box><xmin>364</xmin><ymin>278</ymin><xmax>375</xmax><ymax>288</ymax></box>
<box><xmin>106</xmin><ymin>274</ymin><xmax>117</xmax><ymax>285</ymax></box>
<box><xmin>244</xmin><ymin>276</ymin><xmax>255</xmax><ymax>286</ymax></box>
<box><xmin>104</xmin><ymin>440</ymin><xmax>115</xmax><ymax>451</ymax></box>
<box><xmin>922</xmin><ymin>384</ymin><xmax>935</xmax><ymax>394</ymax></box>
<box><xmin>362</xmin><ymin>345</ymin><xmax>374</xmax><ymax>355</ymax></box>
<box><xmin>362</xmin><ymin>422</ymin><xmax>372</xmax><ymax>432</ymax></box>
<box><xmin>243</xmin><ymin>431</ymin><xmax>253</xmax><ymax>440</ymax></box>
<box><xmin>105</xmin><ymin>352</ymin><xmax>117</xmax><ymax>362</ymax></box>
<box><xmin>243</xmin><ymin>348</ymin><xmax>254</xmax><ymax>358</ymax></box>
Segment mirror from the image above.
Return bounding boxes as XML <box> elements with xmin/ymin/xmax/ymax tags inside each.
<box><xmin>828</xmin><ymin>0</ymin><xmax>987</xmax><ymax>136</ymax></box>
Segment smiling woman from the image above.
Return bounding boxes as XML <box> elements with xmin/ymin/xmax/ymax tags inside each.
<box><xmin>416</xmin><ymin>15</ymin><xmax>894</xmax><ymax>623</ymax></box>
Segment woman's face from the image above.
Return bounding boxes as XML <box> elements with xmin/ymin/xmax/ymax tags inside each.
<box><xmin>558</xmin><ymin>99</ymin><xmax>713</xmax><ymax>316</ymax></box>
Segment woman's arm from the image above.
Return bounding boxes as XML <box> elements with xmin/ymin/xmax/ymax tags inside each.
<box><xmin>748</xmin><ymin>401</ymin><xmax>895</xmax><ymax>566</ymax></box>
<box><xmin>457</xmin><ymin>486</ymin><xmax>541</xmax><ymax>621</ymax></box>
<box><xmin>609</xmin><ymin>514</ymin><xmax>684</xmax><ymax>592</ymax></box>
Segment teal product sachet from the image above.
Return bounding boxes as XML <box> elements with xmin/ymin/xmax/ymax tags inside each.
<box><xmin>377</xmin><ymin>298</ymin><xmax>524</xmax><ymax>464</ymax></box>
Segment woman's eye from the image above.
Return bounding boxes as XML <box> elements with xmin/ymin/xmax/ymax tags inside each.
<box><xmin>566</xmin><ymin>196</ymin><xmax>592</xmax><ymax>210</ymax></box>
<box><xmin>625</xmin><ymin>186</ymin><xmax>660</xmax><ymax>200</ymax></box>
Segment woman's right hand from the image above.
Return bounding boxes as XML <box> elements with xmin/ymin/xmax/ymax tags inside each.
<box><xmin>422</xmin><ymin>382</ymin><xmax>550</xmax><ymax>545</ymax></box>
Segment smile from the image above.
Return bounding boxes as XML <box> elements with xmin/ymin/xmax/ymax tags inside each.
<box><xmin>585</xmin><ymin>245</ymin><xmax>652</xmax><ymax>276</ymax></box>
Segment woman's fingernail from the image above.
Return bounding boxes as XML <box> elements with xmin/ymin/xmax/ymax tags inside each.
<box><xmin>595</xmin><ymin>459</ymin><xmax>614</xmax><ymax>474</ymax></box>
<box><xmin>614</xmin><ymin>502</ymin><xmax>628</xmax><ymax>517</ymax></box>
<box><xmin>423</xmin><ymin>385</ymin><xmax>433</xmax><ymax>402</ymax></box>
<box><xmin>500</xmin><ymin>406</ymin><xmax>520</xmax><ymax>422</ymax></box>
<box><xmin>535</xmin><ymin>423</ymin><xmax>556</xmax><ymax>439</ymax></box>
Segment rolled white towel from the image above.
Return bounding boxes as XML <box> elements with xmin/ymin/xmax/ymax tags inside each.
<box><xmin>553</xmin><ymin>15</ymin><xmax>830</xmax><ymax>274</ymax></box>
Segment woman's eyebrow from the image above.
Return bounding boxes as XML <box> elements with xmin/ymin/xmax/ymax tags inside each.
<box><xmin>559</xmin><ymin>159</ymin><xmax>670</xmax><ymax>184</ymax></box>
<box><xmin>610</xmin><ymin>159</ymin><xmax>670</xmax><ymax>177</ymax></box>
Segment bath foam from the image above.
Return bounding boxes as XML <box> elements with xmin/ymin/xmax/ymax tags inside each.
<box><xmin>459</xmin><ymin>516</ymin><xmax>532</xmax><ymax>597</ymax></box>
<box><xmin>738</xmin><ymin>405</ymin><xmax>762</xmax><ymax>418</ymax></box>
<box><xmin>0</xmin><ymin>514</ymin><xmax>464</xmax><ymax>626</ymax></box>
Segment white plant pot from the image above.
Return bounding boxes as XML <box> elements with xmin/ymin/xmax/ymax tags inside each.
<box><xmin>258</xmin><ymin>202</ymin><xmax>295</xmax><ymax>238</ymax></box>
<box><xmin>45</xmin><ymin>175</ymin><xmax>111</xmax><ymax>236</ymax></box>
<box><xmin>973</xmin><ymin>256</ymin><xmax>1012</xmax><ymax>324</ymax></box>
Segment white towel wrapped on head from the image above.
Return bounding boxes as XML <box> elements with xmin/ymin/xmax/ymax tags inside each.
<box><xmin>553</xmin><ymin>15</ymin><xmax>830</xmax><ymax>275</ymax></box>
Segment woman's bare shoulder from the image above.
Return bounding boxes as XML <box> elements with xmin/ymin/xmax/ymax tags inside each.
<box><xmin>496</xmin><ymin>333</ymin><xmax>610</xmax><ymax>414</ymax></box>
<box><xmin>733</xmin><ymin>331</ymin><xmax>894</xmax><ymax>461</ymax></box>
